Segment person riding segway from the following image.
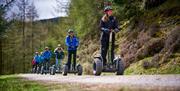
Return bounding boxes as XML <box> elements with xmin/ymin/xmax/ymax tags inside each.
<box><xmin>50</xmin><ymin>44</ymin><xmax>64</xmax><ymax>75</ymax></box>
<box><xmin>41</xmin><ymin>47</ymin><xmax>52</xmax><ymax>74</ymax></box>
<box><xmin>62</xmin><ymin>29</ymin><xmax>83</xmax><ymax>76</ymax></box>
<box><xmin>93</xmin><ymin>5</ymin><xmax>125</xmax><ymax>76</ymax></box>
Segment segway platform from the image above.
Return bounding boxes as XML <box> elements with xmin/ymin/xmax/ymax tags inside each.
<box><xmin>62</xmin><ymin>64</ymin><xmax>83</xmax><ymax>76</ymax></box>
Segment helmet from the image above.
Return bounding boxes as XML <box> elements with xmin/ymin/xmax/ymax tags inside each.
<box><xmin>45</xmin><ymin>46</ymin><xmax>49</xmax><ymax>49</ymax></box>
<box><xmin>58</xmin><ymin>44</ymin><xmax>61</xmax><ymax>47</ymax></box>
<box><xmin>68</xmin><ymin>29</ymin><xmax>74</xmax><ymax>33</ymax></box>
<box><xmin>104</xmin><ymin>6</ymin><xmax>112</xmax><ymax>12</ymax></box>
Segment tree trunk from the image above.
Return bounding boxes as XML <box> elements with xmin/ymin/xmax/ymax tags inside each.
<box><xmin>22</xmin><ymin>0</ymin><xmax>26</xmax><ymax>73</ymax></box>
<box><xmin>0</xmin><ymin>39</ymin><xmax>3</xmax><ymax>75</ymax></box>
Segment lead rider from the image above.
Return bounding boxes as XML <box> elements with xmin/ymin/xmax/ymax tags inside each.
<box><xmin>99</xmin><ymin>6</ymin><xmax>120</xmax><ymax>66</ymax></box>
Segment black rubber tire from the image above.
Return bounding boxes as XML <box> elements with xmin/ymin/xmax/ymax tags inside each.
<box><xmin>50</xmin><ymin>66</ymin><xmax>55</xmax><ymax>75</ymax></box>
<box><xmin>62</xmin><ymin>65</ymin><xmax>68</xmax><ymax>76</ymax></box>
<box><xmin>49</xmin><ymin>67</ymin><xmax>52</xmax><ymax>75</ymax></box>
<box><xmin>36</xmin><ymin>66</ymin><xmax>40</xmax><ymax>74</ymax></box>
<box><xmin>32</xmin><ymin>67</ymin><xmax>36</xmax><ymax>73</ymax></box>
<box><xmin>40</xmin><ymin>66</ymin><xmax>44</xmax><ymax>75</ymax></box>
<box><xmin>77</xmin><ymin>64</ymin><xmax>83</xmax><ymax>75</ymax></box>
<box><xmin>116</xmin><ymin>59</ymin><xmax>125</xmax><ymax>75</ymax></box>
<box><xmin>93</xmin><ymin>58</ymin><xmax>103</xmax><ymax>76</ymax></box>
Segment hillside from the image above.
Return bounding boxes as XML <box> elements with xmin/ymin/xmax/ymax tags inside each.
<box><xmin>57</xmin><ymin>0</ymin><xmax>180</xmax><ymax>74</ymax></box>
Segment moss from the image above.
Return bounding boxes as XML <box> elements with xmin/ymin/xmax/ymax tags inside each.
<box><xmin>125</xmin><ymin>57</ymin><xmax>154</xmax><ymax>75</ymax></box>
<box><xmin>125</xmin><ymin>56</ymin><xmax>180</xmax><ymax>75</ymax></box>
<box><xmin>159</xmin><ymin>57</ymin><xmax>180</xmax><ymax>74</ymax></box>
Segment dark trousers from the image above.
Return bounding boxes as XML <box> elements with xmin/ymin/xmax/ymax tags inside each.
<box><xmin>100</xmin><ymin>32</ymin><xmax>115</xmax><ymax>66</ymax></box>
<box><xmin>66</xmin><ymin>50</ymin><xmax>77</xmax><ymax>70</ymax></box>
<box><xmin>44</xmin><ymin>58</ymin><xmax>50</xmax><ymax>70</ymax></box>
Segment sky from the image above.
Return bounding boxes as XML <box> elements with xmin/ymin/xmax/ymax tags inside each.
<box><xmin>33</xmin><ymin>0</ymin><xmax>70</xmax><ymax>20</ymax></box>
<box><xmin>3</xmin><ymin>0</ymin><xmax>70</xmax><ymax>20</ymax></box>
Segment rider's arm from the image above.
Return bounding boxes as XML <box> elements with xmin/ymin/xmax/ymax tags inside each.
<box><xmin>75</xmin><ymin>37</ymin><xmax>79</xmax><ymax>47</ymax></box>
<box><xmin>100</xmin><ymin>20</ymin><xmax>109</xmax><ymax>32</ymax></box>
<box><xmin>65</xmin><ymin>36</ymin><xmax>71</xmax><ymax>47</ymax></box>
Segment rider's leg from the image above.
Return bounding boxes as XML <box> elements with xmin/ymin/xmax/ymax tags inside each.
<box><xmin>72</xmin><ymin>50</ymin><xmax>77</xmax><ymax>70</ymax></box>
<box><xmin>67</xmin><ymin>50</ymin><xmax>72</xmax><ymax>70</ymax></box>
<box><xmin>111</xmin><ymin>32</ymin><xmax>115</xmax><ymax>64</ymax></box>
<box><xmin>55</xmin><ymin>58</ymin><xmax>59</xmax><ymax>68</ymax></box>
<box><xmin>47</xmin><ymin>59</ymin><xmax>50</xmax><ymax>70</ymax></box>
<box><xmin>45</xmin><ymin>59</ymin><xmax>48</xmax><ymax>70</ymax></box>
<box><xmin>101</xmin><ymin>33</ymin><xmax>109</xmax><ymax>66</ymax></box>
<box><xmin>59</xmin><ymin>59</ymin><xmax>62</xmax><ymax>69</ymax></box>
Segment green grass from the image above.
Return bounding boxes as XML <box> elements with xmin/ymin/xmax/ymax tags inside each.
<box><xmin>0</xmin><ymin>75</ymin><xmax>85</xmax><ymax>91</ymax></box>
<box><xmin>0</xmin><ymin>75</ymin><xmax>133</xmax><ymax>91</ymax></box>
<box><xmin>0</xmin><ymin>75</ymin><xmax>47</xmax><ymax>91</ymax></box>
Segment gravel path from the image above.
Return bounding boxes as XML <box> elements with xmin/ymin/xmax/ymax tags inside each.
<box><xmin>19</xmin><ymin>74</ymin><xmax>180</xmax><ymax>91</ymax></box>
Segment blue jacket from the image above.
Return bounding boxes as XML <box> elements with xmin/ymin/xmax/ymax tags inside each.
<box><xmin>34</xmin><ymin>55</ymin><xmax>41</xmax><ymax>64</ymax></box>
<box><xmin>100</xmin><ymin>16</ymin><xmax>119</xmax><ymax>33</ymax></box>
<box><xmin>42</xmin><ymin>50</ymin><xmax>52</xmax><ymax>60</ymax></box>
<box><xmin>40</xmin><ymin>55</ymin><xmax>44</xmax><ymax>63</ymax></box>
<box><xmin>65</xmin><ymin>35</ymin><xmax>79</xmax><ymax>51</ymax></box>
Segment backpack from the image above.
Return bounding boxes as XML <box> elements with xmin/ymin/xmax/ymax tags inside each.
<box><xmin>32</xmin><ymin>59</ymin><xmax>35</xmax><ymax>65</ymax></box>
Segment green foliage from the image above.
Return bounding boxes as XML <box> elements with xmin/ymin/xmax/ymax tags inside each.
<box><xmin>68</xmin><ymin>0</ymin><xmax>101</xmax><ymax>38</ymax></box>
<box><xmin>0</xmin><ymin>6</ymin><xmax>7</xmax><ymax>38</ymax></box>
<box><xmin>113</xmin><ymin>0</ymin><xmax>143</xmax><ymax>20</ymax></box>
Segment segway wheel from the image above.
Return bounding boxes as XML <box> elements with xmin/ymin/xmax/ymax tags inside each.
<box><xmin>36</xmin><ymin>66</ymin><xmax>40</xmax><ymax>74</ymax></box>
<box><xmin>116</xmin><ymin>59</ymin><xmax>125</xmax><ymax>75</ymax></box>
<box><xmin>32</xmin><ymin>67</ymin><xmax>36</xmax><ymax>73</ymax></box>
<box><xmin>49</xmin><ymin>67</ymin><xmax>52</xmax><ymax>75</ymax></box>
<box><xmin>50</xmin><ymin>66</ymin><xmax>55</xmax><ymax>75</ymax></box>
<box><xmin>40</xmin><ymin>66</ymin><xmax>44</xmax><ymax>75</ymax></box>
<box><xmin>77</xmin><ymin>64</ymin><xmax>83</xmax><ymax>75</ymax></box>
<box><xmin>93</xmin><ymin>58</ymin><xmax>103</xmax><ymax>76</ymax></box>
<box><xmin>62</xmin><ymin>65</ymin><xmax>68</xmax><ymax>76</ymax></box>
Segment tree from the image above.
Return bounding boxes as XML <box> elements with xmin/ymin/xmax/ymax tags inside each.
<box><xmin>15</xmin><ymin>0</ymin><xmax>39</xmax><ymax>72</ymax></box>
<box><xmin>0</xmin><ymin>0</ymin><xmax>15</xmax><ymax>75</ymax></box>
<box><xmin>55</xmin><ymin>0</ymin><xmax>70</xmax><ymax>16</ymax></box>
<box><xmin>26</xmin><ymin>2</ymin><xmax>38</xmax><ymax>66</ymax></box>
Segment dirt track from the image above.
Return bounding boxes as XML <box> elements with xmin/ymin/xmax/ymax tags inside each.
<box><xmin>19</xmin><ymin>74</ymin><xmax>180</xmax><ymax>91</ymax></box>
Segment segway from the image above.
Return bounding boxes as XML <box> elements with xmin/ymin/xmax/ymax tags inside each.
<box><xmin>62</xmin><ymin>64</ymin><xmax>83</xmax><ymax>76</ymax></box>
<box><xmin>36</xmin><ymin>65</ymin><xmax>41</xmax><ymax>74</ymax></box>
<box><xmin>93</xmin><ymin>32</ymin><xmax>125</xmax><ymax>76</ymax></box>
<box><xmin>31</xmin><ymin>66</ymin><xmax>36</xmax><ymax>73</ymax></box>
<box><xmin>49</xmin><ymin>64</ymin><xmax>62</xmax><ymax>75</ymax></box>
<box><xmin>40</xmin><ymin>61</ymin><xmax>50</xmax><ymax>75</ymax></box>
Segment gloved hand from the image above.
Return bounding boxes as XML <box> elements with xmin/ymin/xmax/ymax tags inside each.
<box><xmin>101</xmin><ymin>28</ymin><xmax>110</xmax><ymax>33</ymax></box>
<box><xmin>69</xmin><ymin>46</ymin><xmax>73</xmax><ymax>48</ymax></box>
<box><xmin>114</xmin><ymin>28</ymin><xmax>119</xmax><ymax>33</ymax></box>
<box><xmin>70</xmin><ymin>46</ymin><xmax>75</xmax><ymax>48</ymax></box>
